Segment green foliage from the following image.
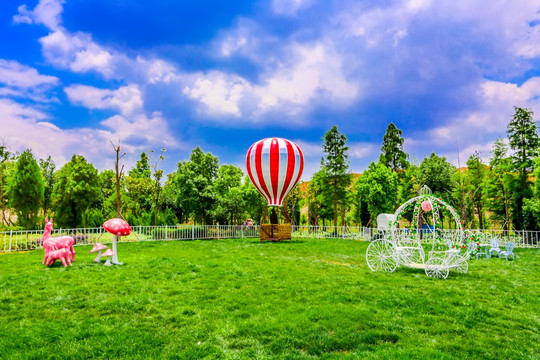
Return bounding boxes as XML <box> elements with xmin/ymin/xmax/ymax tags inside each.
<box><xmin>321</xmin><ymin>125</ymin><xmax>352</xmax><ymax>227</ymax></box>
<box><xmin>379</xmin><ymin>122</ymin><xmax>409</xmax><ymax>172</ymax></box>
<box><xmin>506</xmin><ymin>106</ymin><xmax>540</xmax><ymax>229</ymax></box>
<box><xmin>523</xmin><ymin>157</ymin><xmax>540</xmax><ymax>230</ymax></box>
<box><xmin>39</xmin><ymin>155</ymin><xmax>56</xmax><ymax>218</ymax></box>
<box><xmin>128</xmin><ymin>152</ymin><xmax>151</xmax><ymax>179</ymax></box>
<box><xmin>242</xmin><ymin>176</ymin><xmax>266</xmax><ymax>223</ymax></box>
<box><xmin>464</xmin><ymin>152</ymin><xmax>487</xmax><ymax>229</ymax></box>
<box><xmin>213</xmin><ymin>164</ymin><xmax>245</xmax><ymax>224</ymax></box>
<box><xmin>7</xmin><ymin>149</ymin><xmax>44</xmax><ymax>230</ymax></box>
<box><xmin>418</xmin><ymin>152</ymin><xmax>456</xmax><ymax>201</ymax></box>
<box><xmin>0</xmin><ymin>143</ymin><xmax>13</xmax><ymax>226</ymax></box>
<box><xmin>354</xmin><ymin>162</ymin><xmax>398</xmax><ymax>226</ymax></box>
<box><xmin>482</xmin><ymin>139</ymin><xmax>515</xmax><ymax>230</ymax></box>
<box><xmin>51</xmin><ymin>155</ymin><xmax>100</xmax><ymax>228</ymax></box>
<box><xmin>170</xmin><ymin>147</ymin><xmax>218</xmax><ymax>224</ymax></box>
<box><xmin>0</xmin><ymin>239</ymin><xmax>539</xmax><ymax>359</ymax></box>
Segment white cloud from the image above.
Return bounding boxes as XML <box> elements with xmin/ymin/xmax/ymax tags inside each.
<box><xmin>272</xmin><ymin>0</ymin><xmax>313</xmax><ymax>16</ymax></box>
<box><xmin>182</xmin><ymin>72</ymin><xmax>251</xmax><ymax>117</ymax></box>
<box><xmin>182</xmin><ymin>41</ymin><xmax>359</xmax><ymax>121</ymax></box>
<box><xmin>0</xmin><ymin>59</ymin><xmax>58</xmax><ymax>88</ymax></box>
<box><xmin>65</xmin><ymin>84</ymin><xmax>143</xmax><ymax>116</ymax></box>
<box><xmin>65</xmin><ymin>83</ymin><xmax>180</xmax><ymax>151</ymax></box>
<box><xmin>39</xmin><ymin>31</ymin><xmax>116</xmax><ymax>77</ymax></box>
<box><xmin>13</xmin><ymin>0</ymin><xmax>64</xmax><ymax>30</ymax></box>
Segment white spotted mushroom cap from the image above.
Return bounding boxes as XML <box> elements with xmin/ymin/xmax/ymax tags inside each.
<box><xmin>103</xmin><ymin>218</ymin><xmax>132</xmax><ymax>236</ymax></box>
<box><xmin>89</xmin><ymin>243</ymin><xmax>108</xmax><ymax>253</ymax></box>
<box><xmin>101</xmin><ymin>248</ymin><xmax>116</xmax><ymax>257</ymax></box>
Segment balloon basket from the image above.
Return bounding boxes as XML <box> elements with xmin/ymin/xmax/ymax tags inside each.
<box><xmin>260</xmin><ymin>224</ymin><xmax>292</xmax><ymax>242</ymax></box>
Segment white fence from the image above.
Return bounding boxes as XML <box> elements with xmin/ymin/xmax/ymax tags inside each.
<box><xmin>1</xmin><ymin>225</ymin><xmax>539</xmax><ymax>253</ymax></box>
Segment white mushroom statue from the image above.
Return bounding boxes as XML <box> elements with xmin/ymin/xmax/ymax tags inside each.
<box><xmin>102</xmin><ymin>249</ymin><xmax>116</xmax><ymax>266</ymax></box>
<box><xmin>102</xmin><ymin>218</ymin><xmax>131</xmax><ymax>265</ymax></box>
<box><xmin>89</xmin><ymin>243</ymin><xmax>109</xmax><ymax>263</ymax></box>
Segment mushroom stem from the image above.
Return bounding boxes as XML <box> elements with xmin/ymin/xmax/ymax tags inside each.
<box><xmin>104</xmin><ymin>256</ymin><xmax>112</xmax><ymax>266</ymax></box>
<box><xmin>93</xmin><ymin>249</ymin><xmax>103</xmax><ymax>263</ymax></box>
<box><xmin>111</xmin><ymin>235</ymin><xmax>123</xmax><ymax>265</ymax></box>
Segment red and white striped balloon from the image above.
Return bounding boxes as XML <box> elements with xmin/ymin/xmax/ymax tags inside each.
<box><xmin>246</xmin><ymin>137</ymin><xmax>304</xmax><ymax>207</ymax></box>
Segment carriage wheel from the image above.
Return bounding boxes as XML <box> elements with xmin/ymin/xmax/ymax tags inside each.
<box><xmin>454</xmin><ymin>259</ymin><xmax>469</xmax><ymax>274</ymax></box>
<box><xmin>366</xmin><ymin>240</ymin><xmax>397</xmax><ymax>272</ymax></box>
<box><xmin>425</xmin><ymin>257</ymin><xmax>449</xmax><ymax>279</ymax></box>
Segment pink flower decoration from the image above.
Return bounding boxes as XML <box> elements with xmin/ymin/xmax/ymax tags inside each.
<box><xmin>421</xmin><ymin>201</ymin><xmax>432</xmax><ymax>212</ymax></box>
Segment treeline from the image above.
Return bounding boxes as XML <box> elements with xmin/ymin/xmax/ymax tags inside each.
<box><xmin>1</xmin><ymin>106</ymin><xmax>539</xmax><ymax>231</ymax></box>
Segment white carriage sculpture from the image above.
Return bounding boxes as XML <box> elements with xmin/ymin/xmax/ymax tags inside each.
<box><xmin>366</xmin><ymin>186</ymin><xmax>472</xmax><ymax>279</ymax></box>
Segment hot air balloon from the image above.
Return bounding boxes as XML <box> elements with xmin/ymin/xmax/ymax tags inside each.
<box><xmin>246</xmin><ymin>137</ymin><xmax>304</xmax><ymax>241</ymax></box>
<box><xmin>246</xmin><ymin>137</ymin><xmax>304</xmax><ymax>207</ymax></box>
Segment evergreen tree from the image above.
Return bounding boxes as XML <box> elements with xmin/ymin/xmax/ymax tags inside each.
<box><xmin>8</xmin><ymin>150</ymin><xmax>44</xmax><ymax>229</ymax></box>
<box><xmin>506</xmin><ymin>106</ymin><xmax>540</xmax><ymax>229</ymax></box>
<box><xmin>321</xmin><ymin>126</ymin><xmax>352</xmax><ymax>227</ymax></box>
<box><xmin>379</xmin><ymin>122</ymin><xmax>409</xmax><ymax>172</ymax></box>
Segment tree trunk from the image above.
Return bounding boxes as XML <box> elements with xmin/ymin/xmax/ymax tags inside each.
<box><xmin>477</xmin><ymin>203</ymin><xmax>483</xmax><ymax>229</ymax></box>
<box><xmin>333</xmin><ymin>184</ymin><xmax>338</xmax><ymax>228</ymax></box>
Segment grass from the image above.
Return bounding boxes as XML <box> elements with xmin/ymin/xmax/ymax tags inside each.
<box><xmin>0</xmin><ymin>238</ymin><xmax>539</xmax><ymax>359</ymax></box>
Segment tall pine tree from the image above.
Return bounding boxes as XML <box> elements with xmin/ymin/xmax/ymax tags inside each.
<box><xmin>379</xmin><ymin>122</ymin><xmax>409</xmax><ymax>172</ymax></box>
<box><xmin>507</xmin><ymin>106</ymin><xmax>540</xmax><ymax>229</ymax></box>
<box><xmin>321</xmin><ymin>126</ymin><xmax>352</xmax><ymax>227</ymax></box>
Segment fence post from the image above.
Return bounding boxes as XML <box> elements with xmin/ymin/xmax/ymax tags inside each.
<box><xmin>241</xmin><ymin>226</ymin><xmax>244</xmax><ymax>239</ymax></box>
<box><xmin>9</xmin><ymin>230</ymin><xmax>12</xmax><ymax>252</ymax></box>
<box><xmin>165</xmin><ymin>225</ymin><xmax>168</xmax><ymax>241</ymax></box>
<box><xmin>192</xmin><ymin>224</ymin><xmax>195</xmax><ymax>240</ymax></box>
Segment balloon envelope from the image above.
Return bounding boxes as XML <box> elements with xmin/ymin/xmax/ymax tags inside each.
<box><xmin>246</xmin><ymin>137</ymin><xmax>304</xmax><ymax>206</ymax></box>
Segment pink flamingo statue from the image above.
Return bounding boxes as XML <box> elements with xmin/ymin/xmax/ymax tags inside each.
<box><xmin>42</xmin><ymin>218</ymin><xmax>76</xmax><ymax>264</ymax></box>
<box><xmin>46</xmin><ymin>247</ymin><xmax>73</xmax><ymax>267</ymax></box>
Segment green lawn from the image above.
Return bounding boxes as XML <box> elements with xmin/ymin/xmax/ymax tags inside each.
<box><xmin>0</xmin><ymin>238</ymin><xmax>539</xmax><ymax>359</ymax></box>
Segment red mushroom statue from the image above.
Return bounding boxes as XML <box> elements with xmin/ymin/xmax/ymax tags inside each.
<box><xmin>103</xmin><ymin>218</ymin><xmax>131</xmax><ymax>265</ymax></box>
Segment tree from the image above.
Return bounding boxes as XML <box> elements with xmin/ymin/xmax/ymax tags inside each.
<box><xmin>39</xmin><ymin>156</ymin><xmax>56</xmax><ymax>219</ymax></box>
<box><xmin>464</xmin><ymin>152</ymin><xmax>487</xmax><ymax>229</ymax></box>
<box><xmin>482</xmin><ymin>139</ymin><xmax>514</xmax><ymax>230</ymax></box>
<box><xmin>379</xmin><ymin>122</ymin><xmax>409</xmax><ymax>172</ymax></box>
<box><xmin>7</xmin><ymin>150</ymin><xmax>44</xmax><ymax>229</ymax></box>
<box><xmin>171</xmin><ymin>147</ymin><xmax>218</xmax><ymax>224</ymax></box>
<box><xmin>354</xmin><ymin>162</ymin><xmax>398</xmax><ymax>226</ymax></box>
<box><xmin>418</xmin><ymin>153</ymin><xmax>456</xmax><ymax>201</ymax></box>
<box><xmin>321</xmin><ymin>126</ymin><xmax>352</xmax><ymax>227</ymax></box>
<box><xmin>523</xmin><ymin>157</ymin><xmax>540</xmax><ymax>230</ymax></box>
<box><xmin>51</xmin><ymin>155</ymin><xmax>100</xmax><ymax>228</ymax></box>
<box><xmin>128</xmin><ymin>152</ymin><xmax>151</xmax><ymax>179</ymax></box>
<box><xmin>242</xmin><ymin>176</ymin><xmax>267</xmax><ymax>223</ymax></box>
<box><xmin>149</xmin><ymin>149</ymin><xmax>166</xmax><ymax>226</ymax></box>
<box><xmin>506</xmin><ymin>106</ymin><xmax>540</xmax><ymax>229</ymax></box>
<box><xmin>214</xmin><ymin>164</ymin><xmax>244</xmax><ymax>224</ymax></box>
<box><xmin>0</xmin><ymin>141</ymin><xmax>13</xmax><ymax>226</ymax></box>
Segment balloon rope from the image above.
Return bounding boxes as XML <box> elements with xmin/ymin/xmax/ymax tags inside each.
<box><xmin>282</xmin><ymin>206</ymin><xmax>291</xmax><ymax>224</ymax></box>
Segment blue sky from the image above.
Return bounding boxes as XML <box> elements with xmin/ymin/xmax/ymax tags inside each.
<box><xmin>1</xmin><ymin>0</ymin><xmax>540</xmax><ymax>179</ymax></box>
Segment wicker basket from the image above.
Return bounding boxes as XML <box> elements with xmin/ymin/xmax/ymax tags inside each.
<box><xmin>260</xmin><ymin>224</ymin><xmax>291</xmax><ymax>242</ymax></box>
